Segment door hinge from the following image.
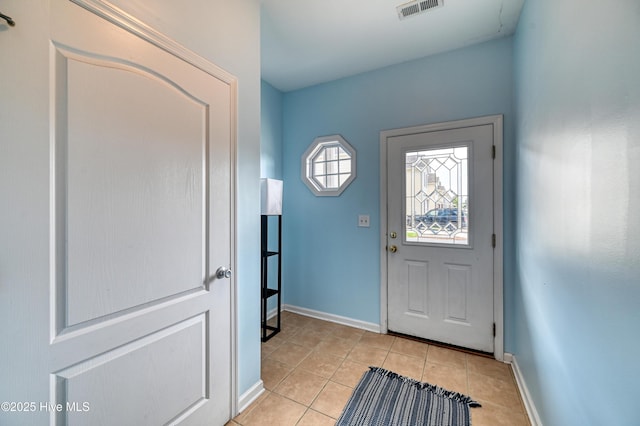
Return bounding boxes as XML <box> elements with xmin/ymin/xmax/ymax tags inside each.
<box><xmin>493</xmin><ymin>323</ymin><xmax>496</xmax><ymax>337</ymax></box>
<box><xmin>492</xmin><ymin>145</ymin><xmax>496</xmax><ymax>159</ymax></box>
<box><xmin>492</xmin><ymin>234</ymin><xmax>496</xmax><ymax>248</ymax></box>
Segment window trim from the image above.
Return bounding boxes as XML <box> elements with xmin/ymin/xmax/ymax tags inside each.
<box><xmin>301</xmin><ymin>135</ymin><xmax>356</xmax><ymax>196</ymax></box>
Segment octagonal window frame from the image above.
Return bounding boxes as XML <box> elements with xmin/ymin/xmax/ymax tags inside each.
<box><xmin>301</xmin><ymin>135</ymin><xmax>357</xmax><ymax>197</ymax></box>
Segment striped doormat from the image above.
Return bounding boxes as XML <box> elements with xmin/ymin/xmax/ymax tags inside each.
<box><xmin>336</xmin><ymin>367</ymin><xmax>481</xmax><ymax>426</ymax></box>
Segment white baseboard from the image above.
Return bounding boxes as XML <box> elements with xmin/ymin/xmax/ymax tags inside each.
<box><xmin>507</xmin><ymin>353</ymin><xmax>543</xmax><ymax>426</ymax></box>
<box><xmin>266</xmin><ymin>306</ymin><xmax>278</xmax><ymax>320</ymax></box>
<box><xmin>283</xmin><ymin>304</ymin><xmax>381</xmax><ymax>333</ymax></box>
<box><xmin>237</xmin><ymin>379</ymin><xmax>265</xmax><ymax>414</ymax></box>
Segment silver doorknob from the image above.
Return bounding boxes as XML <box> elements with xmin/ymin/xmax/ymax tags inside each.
<box><xmin>216</xmin><ymin>267</ymin><xmax>232</xmax><ymax>279</ymax></box>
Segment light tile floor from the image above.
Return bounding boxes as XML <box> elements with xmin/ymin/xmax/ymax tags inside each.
<box><xmin>228</xmin><ymin>311</ymin><xmax>530</xmax><ymax>426</ymax></box>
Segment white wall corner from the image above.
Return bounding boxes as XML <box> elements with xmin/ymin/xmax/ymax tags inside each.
<box><xmin>237</xmin><ymin>379</ymin><xmax>265</xmax><ymax>415</ymax></box>
<box><xmin>507</xmin><ymin>353</ymin><xmax>544</xmax><ymax>426</ymax></box>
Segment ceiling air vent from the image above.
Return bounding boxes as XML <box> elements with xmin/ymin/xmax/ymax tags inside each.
<box><xmin>397</xmin><ymin>0</ymin><xmax>443</xmax><ymax>20</ymax></box>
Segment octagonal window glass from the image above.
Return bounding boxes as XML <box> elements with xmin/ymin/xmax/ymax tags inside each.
<box><xmin>301</xmin><ymin>135</ymin><xmax>356</xmax><ymax>196</ymax></box>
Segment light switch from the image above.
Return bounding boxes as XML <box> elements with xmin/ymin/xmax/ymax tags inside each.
<box><xmin>358</xmin><ymin>215</ymin><xmax>370</xmax><ymax>227</ymax></box>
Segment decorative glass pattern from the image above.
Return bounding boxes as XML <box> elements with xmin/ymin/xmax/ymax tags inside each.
<box><xmin>405</xmin><ymin>146</ymin><xmax>469</xmax><ymax>245</ymax></box>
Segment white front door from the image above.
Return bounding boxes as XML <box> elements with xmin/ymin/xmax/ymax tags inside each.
<box><xmin>384</xmin><ymin>120</ymin><xmax>499</xmax><ymax>353</ymax></box>
<box><xmin>0</xmin><ymin>1</ymin><xmax>235</xmax><ymax>424</ymax></box>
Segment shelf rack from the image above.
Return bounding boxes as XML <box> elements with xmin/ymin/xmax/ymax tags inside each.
<box><xmin>261</xmin><ymin>214</ymin><xmax>281</xmax><ymax>341</ymax></box>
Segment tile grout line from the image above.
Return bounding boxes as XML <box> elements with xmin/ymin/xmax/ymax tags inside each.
<box><xmin>278</xmin><ymin>325</ymin><xmax>364</xmax><ymax>423</ymax></box>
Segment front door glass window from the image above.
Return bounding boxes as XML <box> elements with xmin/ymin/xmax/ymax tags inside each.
<box><xmin>405</xmin><ymin>145</ymin><xmax>469</xmax><ymax>246</ymax></box>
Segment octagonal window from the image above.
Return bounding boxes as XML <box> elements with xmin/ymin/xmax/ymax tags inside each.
<box><xmin>301</xmin><ymin>135</ymin><xmax>356</xmax><ymax>196</ymax></box>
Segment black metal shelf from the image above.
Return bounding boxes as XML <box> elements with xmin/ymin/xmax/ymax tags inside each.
<box><xmin>262</xmin><ymin>288</ymin><xmax>278</xmax><ymax>298</ymax></box>
<box><xmin>261</xmin><ymin>215</ymin><xmax>281</xmax><ymax>342</ymax></box>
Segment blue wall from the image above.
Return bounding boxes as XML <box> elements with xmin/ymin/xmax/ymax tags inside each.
<box><xmin>513</xmin><ymin>1</ymin><xmax>640</xmax><ymax>424</ymax></box>
<box><xmin>279</xmin><ymin>38</ymin><xmax>516</xmax><ymax>330</ymax></box>
<box><xmin>261</xmin><ymin>81</ymin><xmax>284</xmax><ymax>179</ymax></box>
<box><xmin>261</xmin><ymin>81</ymin><xmax>284</xmax><ymax>313</ymax></box>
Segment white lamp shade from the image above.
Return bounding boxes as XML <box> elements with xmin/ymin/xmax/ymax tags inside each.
<box><xmin>260</xmin><ymin>178</ymin><xmax>283</xmax><ymax>215</ymax></box>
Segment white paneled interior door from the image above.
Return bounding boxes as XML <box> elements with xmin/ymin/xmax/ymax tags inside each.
<box><xmin>385</xmin><ymin>122</ymin><xmax>497</xmax><ymax>353</ymax></box>
<box><xmin>0</xmin><ymin>0</ymin><xmax>235</xmax><ymax>424</ymax></box>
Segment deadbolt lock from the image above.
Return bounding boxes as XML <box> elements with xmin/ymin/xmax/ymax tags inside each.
<box><xmin>390</xmin><ymin>231</ymin><xmax>397</xmax><ymax>239</ymax></box>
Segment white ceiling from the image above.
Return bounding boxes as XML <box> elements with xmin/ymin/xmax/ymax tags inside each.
<box><xmin>261</xmin><ymin>0</ymin><xmax>525</xmax><ymax>92</ymax></box>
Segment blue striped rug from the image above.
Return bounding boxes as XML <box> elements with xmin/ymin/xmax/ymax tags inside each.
<box><xmin>336</xmin><ymin>367</ymin><xmax>481</xmax><ymax>426</ymax></box>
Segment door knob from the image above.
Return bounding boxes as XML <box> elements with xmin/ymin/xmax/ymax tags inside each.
<box><xmin>388</xmin><ymin>245</ymin><xmax>398</xmax><ymax>253</ymax></box>
<box><xmin>216</xmin><ymin>266</ymin><xmax>232</xmax><ymax>279</ymax></box>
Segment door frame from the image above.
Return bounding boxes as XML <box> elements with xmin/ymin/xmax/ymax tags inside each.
<box><xmin>71</xmin><ymin>0</ymin><xmax>239</xmax><ymax>415</ymax></box>
<box><xmin>379</xmin><ymin>115</ymin><xmax>504</xmax><ymax>361</ymax></box>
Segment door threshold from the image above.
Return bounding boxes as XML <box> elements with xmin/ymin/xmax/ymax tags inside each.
<box><xmin>387</xmin><ymin>330</ymin><xmax>493</xmax><ymax>359</ymax></box>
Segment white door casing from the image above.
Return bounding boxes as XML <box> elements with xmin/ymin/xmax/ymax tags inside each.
<box><xmin>380</xmin><ymin>116</ymin><xmax>504</xmax><ymax>359</ymax></box>
<box><xmin>0</xmin><ymin>0</ymin><xmax>237</xmax><ymax>424</ymax></box>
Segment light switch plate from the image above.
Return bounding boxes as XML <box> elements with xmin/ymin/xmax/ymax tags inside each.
<box><xmin>358</xmin><ymin>215</ymin><xmax>370</xmax><ymax>227</ymax></box>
